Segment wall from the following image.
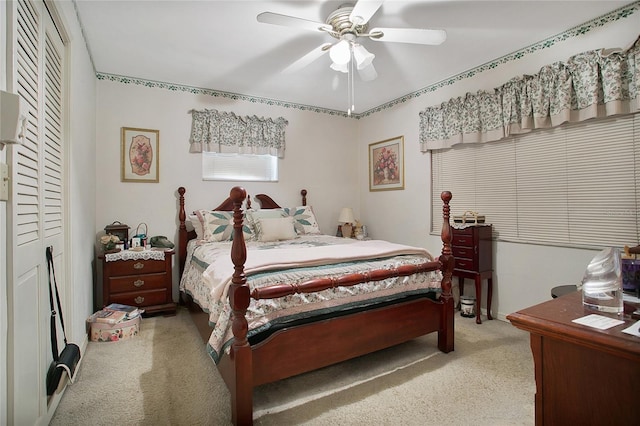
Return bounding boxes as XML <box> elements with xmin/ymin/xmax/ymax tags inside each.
<box><xmin>357</xmin><ymin>10</ymin><xmax>640</xmax><ymax>320</ymax></box>
<box><xmin>59</xmin><ymin>0</ymin><xmax>98</xmax><ymax>345</ymax></box>
<box><xmin>95</xmin><ymin>81</ymin><xmax>359</xmax><ymax>299</ymax></box>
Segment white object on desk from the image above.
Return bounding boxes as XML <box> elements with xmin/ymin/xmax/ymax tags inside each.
<box><xmin>572</xmin><ymin>314</ymin><xmax>624</xmax><ymax>330</ymax></box>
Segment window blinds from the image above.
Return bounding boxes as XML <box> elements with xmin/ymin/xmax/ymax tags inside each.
<box><xmin>432</xmin><ymin>113</ymin><xmax>640</xmax><ymax>248</ymax></box>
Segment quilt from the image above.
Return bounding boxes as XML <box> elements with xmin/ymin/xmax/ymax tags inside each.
<box><xmin>180</xmin><ymin>235</ymin><xmax>442</xmax><ymax>362</ymax></box>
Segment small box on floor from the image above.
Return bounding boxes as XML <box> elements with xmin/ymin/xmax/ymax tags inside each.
<box><xmin>88</xmin><ymin>316</ymin><xmax>141</xmax><ymax>342</ymax></box>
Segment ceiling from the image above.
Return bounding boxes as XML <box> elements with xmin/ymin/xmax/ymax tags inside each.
<box><xmin>74</xmin><ymin>0</ymin><xmax>631</xmax><ymax>114</ymax></box>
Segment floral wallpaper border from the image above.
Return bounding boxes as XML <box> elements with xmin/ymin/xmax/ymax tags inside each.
<box><xmin>94</xmin><ymin>1</ymin><xmax>639</xmax><ymax>120</ymax></box>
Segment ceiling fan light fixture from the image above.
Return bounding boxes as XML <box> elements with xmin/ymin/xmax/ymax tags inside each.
<box><xmin>329</xmin><ymin>39</ymin><xmax>351</xmax><ymax>65</ymax></box>
<box><xmin>330</xmin><ymin>61</ymin><xmax>348</xmax><ymax>73</ymax></box>
<box><xmin>353</xmin><ymin>44</ymin><xmax>375</xmax><ymax>70</ymax></box>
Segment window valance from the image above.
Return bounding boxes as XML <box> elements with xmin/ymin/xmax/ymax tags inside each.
<box><xmin>420</xmin><ymin>35</ymin><xmax>640</xmax><ymax>151</ymax></box>
<box><xmin>189</xmin><ymin>109</ymin><xmax>288</xmax><ymax>157</ymax></box>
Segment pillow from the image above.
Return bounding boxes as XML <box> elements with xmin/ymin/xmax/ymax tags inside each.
<box><xmin>256</xmin><ymin>217</ymin><xmax>297</xmax><ymax>242</ymax></box>
<box><xmin>284</xmin><ymin>206</ymin><xmax>322</xmax><ymax>235</ymax></box>
<box><xmin>196</xmin><ymin>210</ymin><xmax>254</xmax><ymax>242</ymax></box>
<box><xmin>188</xmin><ymin>214</ymin><xmax>204</xmax><ymax>239</ymax></box>
<box><xmin>246</xmin><ymin>208</ymin><xmax>287</xmax><ymax>238</ymax></box>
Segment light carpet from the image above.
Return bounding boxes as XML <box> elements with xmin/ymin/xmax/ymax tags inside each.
<box><xmin>51</xmin><ymin>307</ymin><xmax>535</xmax><ymax>425</ymax></box>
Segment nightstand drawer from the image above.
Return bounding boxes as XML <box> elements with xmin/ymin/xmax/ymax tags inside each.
<box><xmin>107</xmin><ymin>259</ymin><xmax>166</xmax><ymax>276</ymax></box>
<box><xmin>109</xmin><ymin>289</ymin><xmax>169</xmax><ymax>308</ymax></box>
<box><xmin>108</xmin><ymin>273</ymin><xmax>167</xmax><ymax>293</ymax></box>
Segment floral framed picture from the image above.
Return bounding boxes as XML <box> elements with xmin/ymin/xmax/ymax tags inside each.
<box><xmin>369</xmin><ymin>136</ymin><xmax>404</xmax><ymax>191</ymax></box>
<box><xmin>121</xmin><ymin>127</ymin><xmax>159</xmax><ymax>183</ymax></box>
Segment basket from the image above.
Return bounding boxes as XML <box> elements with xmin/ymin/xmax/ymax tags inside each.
<box><xmin>453</xmin><ymin>210</ymin><xmax>485</xmax><ymax>225</ymax></box>
<box><xmin>132</xmin><ymin>222</ymin><xmax>148</xmax><ymax>247</ymax></box>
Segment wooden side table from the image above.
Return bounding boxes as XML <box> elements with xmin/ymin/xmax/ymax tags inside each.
<box><xmin>96</xmin><ymin>249</ymin><xmax>176</xmax><ymax>315</ymax></box>
<box><xmin>508</xmin><ymin>291</ymin><xmax>640</xmax><ymax>424</ymax></box>
<box><xmin>452</xmin><ymin>224</ymin><xmax>493</xmax><ymax>324</ymax></box>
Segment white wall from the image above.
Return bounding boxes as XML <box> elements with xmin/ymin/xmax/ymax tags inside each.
<box><xmin>57</xmin><ymin>0</ymin><xmax>98</xmax><ymax>344</ymax></box>
<box><xmin>95</xmin><ymin>81</ymin><xmax>359</xmax><ymax>300</ymax></box>
<box><xmin>357</xmin><ymin>12</ymin><xmax>640</xmax><ymax>320</ymax></box>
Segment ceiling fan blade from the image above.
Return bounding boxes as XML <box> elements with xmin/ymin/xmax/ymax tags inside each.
<box><xmin>358</xmin><ymin>63</ymin><xmax>378</xmax><ymax>82</ymax></box>
<box><xmin>283</xmin><ymin>43</ymin><xmax>331</xmax><ymax>74</ymax></box>
<box><xmin>369</xmin><ymin>28</ymin><xmax>447</xmax><ymax>45</ymax></box>
<box><xmin>349</xmin><ymin>0</ymin><xmax>385</xmax><ymax>25</ymax></box>
<box><xmin>257</xmin><ymin>12</ymin><xmax>331</xmax><ymax>33</ymax></box>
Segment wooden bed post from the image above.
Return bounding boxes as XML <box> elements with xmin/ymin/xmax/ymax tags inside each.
<box><xmin>228</xmin><ymin>186</ymin><xmax>253</xmax><ymax>425</ymax></box>
<box><xmin>438</xmin><ymin>191</ymin><xmax>455</xmax><ymax>353</ymax></box>
<box><xmin>178</xmin><ymin>187</ymin><xmax>188</xmax><ymax>277</ymax></box>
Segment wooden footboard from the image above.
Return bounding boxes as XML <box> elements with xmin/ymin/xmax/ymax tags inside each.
<box><xmin>176</xmin><ymin>186</ymin><xmax>454</xmax><ymax>425</ymax></box>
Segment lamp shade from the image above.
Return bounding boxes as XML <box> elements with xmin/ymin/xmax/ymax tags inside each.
<box><xmin>338</xmin><ymin>207</ymin><xmax>356</xmax><ymax>224</ymax></box>
<box><xmin>353</xmin><ymin>44</ymin><xmax>375</xmax><ymax>70</ymax></box>
<box><xmin>329</xmin><ymin>39</ymin><xmax>351</xmax><ymax>65</ymax></box>
<box><xmin>330</xmin><ymin>61</ymin><xmax>348</xmax><ymax>73</ymax></box>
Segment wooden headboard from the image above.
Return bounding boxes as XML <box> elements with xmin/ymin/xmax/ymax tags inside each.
<box><xmin>176</xmin><ymin>187</ymin><xmax>307</xmax><ymax>277</ymax></box>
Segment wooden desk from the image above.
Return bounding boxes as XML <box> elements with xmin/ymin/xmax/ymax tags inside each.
<box><xmin>507</xmin><ymin>292</ymin><xmax>640</xmax><ymax>425</ymax></box>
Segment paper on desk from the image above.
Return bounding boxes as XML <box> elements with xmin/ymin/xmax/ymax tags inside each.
<box><xmin>572</xmin><ymin>314</ymin><xmax>624</xmax><ymax>330</ymax></box>
<box><xmin>622</xmin><ymin>320</ymin><xmax>640</xmax><ymax>337</ymax></box>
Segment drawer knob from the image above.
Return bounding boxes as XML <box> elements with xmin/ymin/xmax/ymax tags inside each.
<box><xmin>133</xmin><ymin>262</ymin><xmax>144</xmax><ymax>270</ymax></box>
<box><xmin>133</xmin><ymin>279</ymin><xmax>145</xmax><ymax>288</ymax></box>
<box><xmin>134</xmin><ymin>296</ymin><xmax>145</xmax><ymax>304</ymax></box>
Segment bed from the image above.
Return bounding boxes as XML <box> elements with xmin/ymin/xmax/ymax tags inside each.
<box><xmin>177</xmin><ymin>186</ymin><xmax>455</xmax><ymax>425</ymax></box>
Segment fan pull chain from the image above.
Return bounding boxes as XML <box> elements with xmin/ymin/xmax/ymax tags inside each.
<box><xmin>347</xmin><ymin>44</ymin><xmax>355</xmax><ymax>116</ymax></box>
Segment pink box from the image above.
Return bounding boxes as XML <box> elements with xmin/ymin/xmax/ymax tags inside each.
<box><xmin>89</xmin><ymin>316</ymin><xmax>140</xmax><ymax>342</ymax></box>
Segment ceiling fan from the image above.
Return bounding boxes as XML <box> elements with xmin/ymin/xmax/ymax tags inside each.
<box><xmin>256</xmin><ymin>0</ymin><xmax>447</xmax><ymax>81</ymax></box>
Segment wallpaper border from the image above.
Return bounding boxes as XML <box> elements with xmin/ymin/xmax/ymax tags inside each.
<box><xmin>95</xmin><ymin>1</ymin><xmax>639</xmax><ymax>120</ymax></box>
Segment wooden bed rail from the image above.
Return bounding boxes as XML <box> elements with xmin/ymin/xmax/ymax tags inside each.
<box><xmin>224</xmin><ymin>187</ymin><xmax>455</xmax><ymax>306</ymax></box>
<box><xmin>251</xmin><ymin>261</ymin><xmax>441</xmax><ymax>300</ymax></box>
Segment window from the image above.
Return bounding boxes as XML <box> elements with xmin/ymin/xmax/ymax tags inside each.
<box><xmin>432</xmin><ymin>113</ymin><xmax>640</xmax><ymax>248</ymax></box>
<box><xmin>202</xmin><ymin>152</ymin><xmax>278</xmax><ymax>182</ymax></box>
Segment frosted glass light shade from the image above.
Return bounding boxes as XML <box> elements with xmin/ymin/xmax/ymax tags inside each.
<box><xmin>329</xmin><ymin>40</ymin><xmax>351</xmax><ymax>65</ymax></box>
<box><xmin>330</xmin><ymin>62</ymin><xmax>348</xmax><ymax>73</ymax></box>
<box><xmin>338</xmin><ymin>207</ymin><xmax>355</xmax><ymax>224</ymax></box>
<box><xmin>353</xmin><ymin>44</ymin><xmax>375</xmax><ymax>70</ymax></box>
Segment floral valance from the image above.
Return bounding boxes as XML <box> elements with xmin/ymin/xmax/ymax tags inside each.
<box><xmin>189</xmin><ymin>109</ymin><xmax>288</xmax><ymax>157</ymax></box>
<box><xmin>420</xmin><ymin>35</ymin><xmax>640</xmax><ymax>151</ymax></box>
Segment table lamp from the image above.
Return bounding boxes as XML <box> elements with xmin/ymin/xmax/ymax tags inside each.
<box><xmin>338</xmin><ymin>207</ymin><xmax>355</xmax><ymax>238</ymax></box>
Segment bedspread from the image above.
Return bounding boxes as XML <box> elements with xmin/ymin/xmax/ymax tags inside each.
<box><xmin>180</xmin><ymin>235</ymin><xmax>442</xmax><ymax>362</ymax></box>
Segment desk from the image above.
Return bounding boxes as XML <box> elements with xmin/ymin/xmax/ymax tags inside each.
<box><xmin>507</xmin><ymin>292</ymin><xmax>640</xmax><ymax>425</ymax></box>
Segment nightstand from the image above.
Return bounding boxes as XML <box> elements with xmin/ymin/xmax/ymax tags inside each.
<box><xmin>452</xmin><ymin>224</ymin><xmax>493</xmax><ymax>324</ymax></box>
<box><xmin>96</xmin><ymin>250</ymin><xmax>177</xmax><ymax>315</ymax></box>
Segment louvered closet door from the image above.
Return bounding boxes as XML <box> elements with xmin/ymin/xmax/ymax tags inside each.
<box><xmin>8</xmin><ymin>0</ymin><xmax>66</xmax><ymax>423</ymax></box>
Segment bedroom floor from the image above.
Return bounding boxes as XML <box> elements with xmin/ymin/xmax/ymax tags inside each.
<box><xmin>51</xmin><ymin>307</ymin><xmax>535</xmax><ymax>425</ymax></box>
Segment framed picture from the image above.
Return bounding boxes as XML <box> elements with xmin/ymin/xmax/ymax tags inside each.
<box><xmin>369</xmin><ymin>135</ymin><xmax>404</xmax><ymax>191</ymax></box>
<box><xmin>121</xmin><ymin>127</ymin><xmax>159</xmax><ymax>183</ymax></box>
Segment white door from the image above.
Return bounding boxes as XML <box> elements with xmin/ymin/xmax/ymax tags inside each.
<box><xmin>7</xmin><ymin>0</ymin><xmax>66</xmax><ymax>424</ymax></box>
